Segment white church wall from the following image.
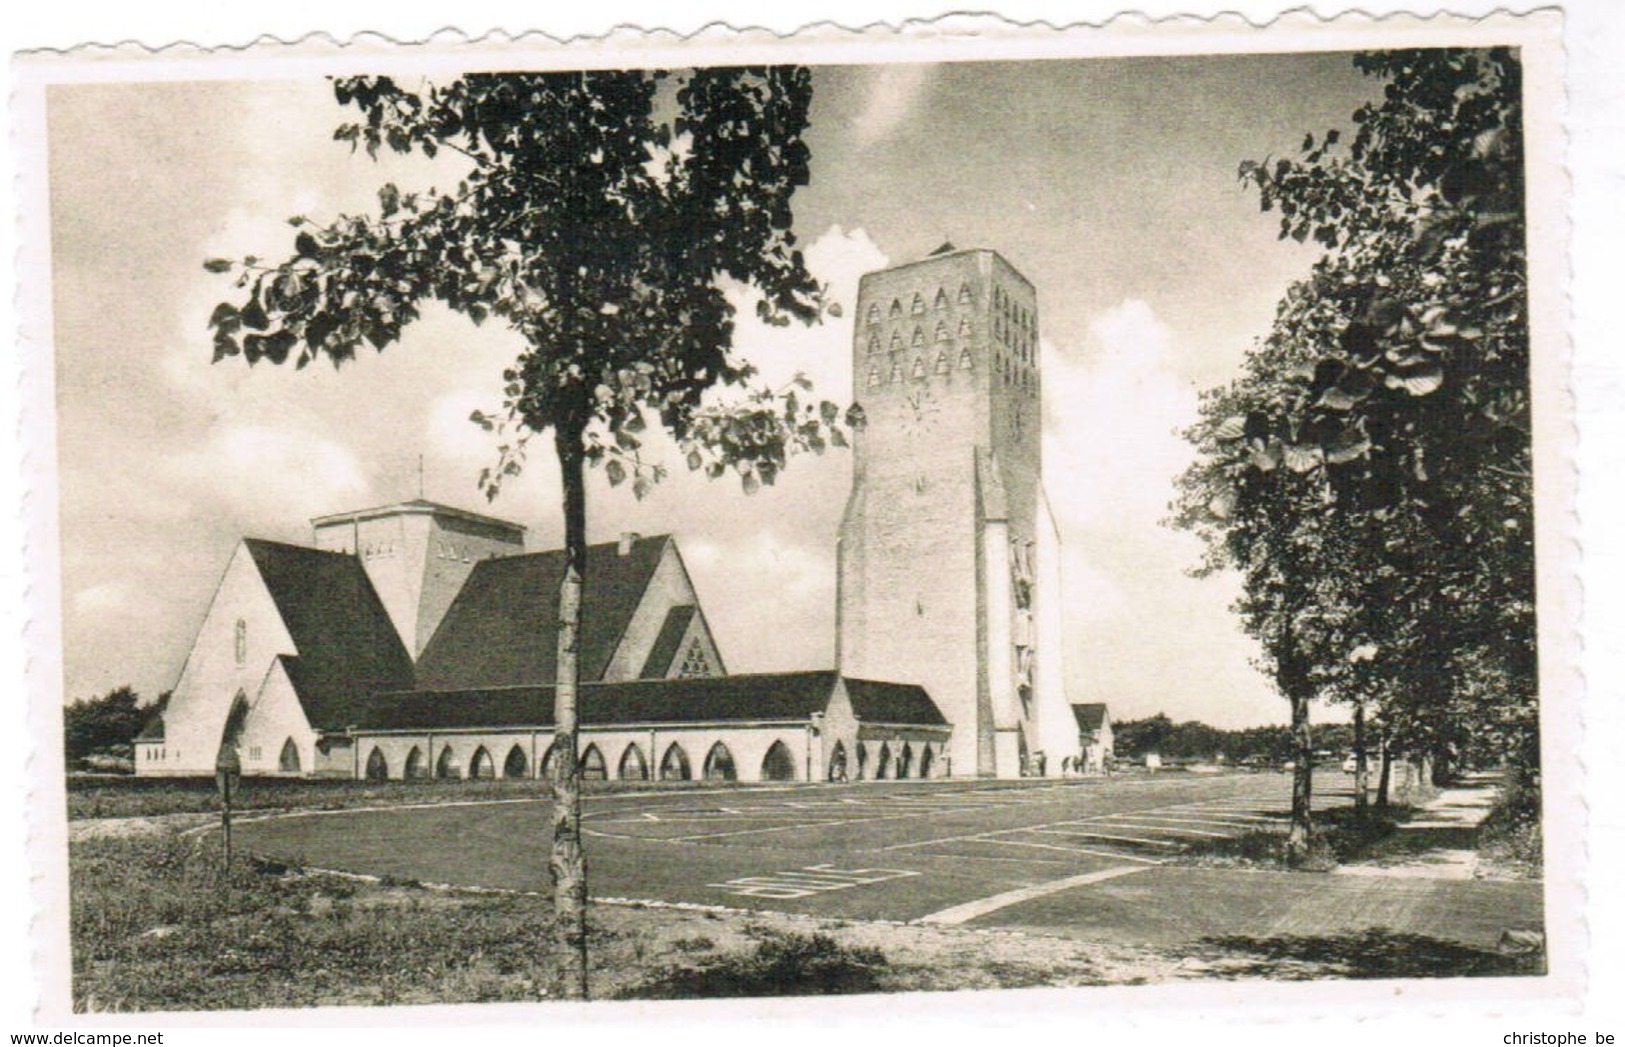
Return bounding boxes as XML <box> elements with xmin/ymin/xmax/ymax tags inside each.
<box><xmin>236</xmin><ymin>658</ymin><xmax>316</xmax><ymax>776</ymax></box>
<box><xmin>142</xmin><ymin>543</ymin><xmax>297</xmax><ymax>777</ymax></box>
<box><xmin>1031</xmin><ymin>485</ymin><xmax>1077</xmax><ymax>774</ymax></box>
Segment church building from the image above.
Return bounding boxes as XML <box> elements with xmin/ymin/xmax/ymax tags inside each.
<box><xmin>135</xmin><ymin>247</ymin><xmax>1087</xmax><ymax>782</ymax></box>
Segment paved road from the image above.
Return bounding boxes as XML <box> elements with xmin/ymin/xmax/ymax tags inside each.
<box><xmin>234</xmin><ymin>772</ymin><xmax>1543</xmax><ymax>948</ymax></box>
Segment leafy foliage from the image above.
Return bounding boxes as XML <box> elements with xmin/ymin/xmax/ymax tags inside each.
<box><xmin>64</xmin><ymin>686</ymin><xmax>163</xmax><ymax>766</ymax></box>
<box><xmin>1171</xmin><ymin>49</ymin><xmax>1534</xmax><ymax>845</ymax></box>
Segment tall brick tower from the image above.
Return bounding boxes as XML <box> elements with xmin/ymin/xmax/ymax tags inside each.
<box><xmin>837</xmin><ymin>246</ymin><xmax>1072</xmax><ymax>778</ymax></box>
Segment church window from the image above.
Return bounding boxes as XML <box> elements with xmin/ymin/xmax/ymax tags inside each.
<box><xmin>889</xmin><ymin>359</ymin><xmax>904</xmax><ymax>383</ymax></box>
<box><xmin>618</xmin><ymin>743</ymin><xmax>649</xmax><ymax>781</ymax></box>
<box><xmin>934</xmin><ymin>322</ymin><xmax>949</xmax><ymax>343</ymax></box>
<box><xmin>678</xmin><ymin>637</ymin><xmax>712</xmax><ymax>678</ymax></box>
<box><xmin>660</xmin><ymin>742</ymin><xmax>691</xmax><ymax>781</ymax></box>
<box><xmin>889</xmin><ymin>332</ymin><xmax>904</xmax><ymax>352</ymax></box>
<box><xmin>958</xmin><ymin>348</ymin><xmax>974</xmax><ymax>371</ymax></box>
<box><xmin>278</xmin><ymin>738</ymin><xmax>301</xmax><ymax>774</ymax></box>
<box><xmin>580</xmin><ymin>744</ymin><xmax>608</xmax><ymax>781</ymax></box>
<box><xmin>703</xmin><ymin>742</ymin><xmax>737</xmax><ymax>782</ymax></box>
<box><xmin>469</xmin><ymin>745</ymin><xmax>495</xmax><ymax>780</ymax></box>
<box><xmin>365</xmin><ymin>746</ymin><xmax>389</xmax><ymax>780</ymax></box>
<box><xmin>866</xmin><ymin>303</ymin><xmax>881</xmax><ymax>325</ymax></box>
<box><xmin>889</xmin><ymin>298</ymin><xmax>903</xmax><ymax>317</ymax></box>
<box><xmin>503</xmin><ymin>744</ymin><xmax>529</xmax><ymax>778</ymax></box>
<box><xmin>897</xmin><ymin>743</ymin><xmax>914</xmax><ymax>779</ymax></box>
<box><xmin>910</xmin><ymin>292</ymin><xmax>925</xmax><ymax>315</ymax></box>
<box><xmin>910</xmin><ymin>327</ymin><xmax>925</xmax><ymax>348</ymax></box>
<box><xmin>234</xmin><ymin>619</ymin><xmax>247</xmax><ymax>668</ymax></box>
<box><xmin>539</xmin><ymin>742</ymin><xmax>559</xmax><ymax>780</ymax></box>
<box><xmin>933</xmin><ymin>287</ymin><xmax>949</xmax><ymax>309</ymax></box>
<box><xmin>404</xmin><ymin>746</ymin><xmax>427</xmax><ymax>779</ymax></box>
<box><xmin>868</xmin><ymin>334</ymin><xmax>881</xmax><ymax>354</ymax></box>
<box><xmin>957</xmin><ymin>317</ymin><xmax>973</xmax><ymax>337</ymax></box>
<box><xmin>867</xmin><ymin>366</ymin><xmax>883</xmax><ymax>389</ymax></box>
<box><xmin>856</xmin><ymin>741</ymin><xmax>869</xmax><ymax>779</ymax></box>
<box><xmin>920</xmin><ymin>746</ymin><xmax>935</xmax><ymax>778</ymax></box>
<box><xmin>761</xmin><ymin>740</ymin><xmax>797</xmax><ymax>782</ymax></box>
<box><xmin>827</xmin><ymin>740</ymin><xmax>848</xmax><ymax>782</ymax></box>
<box><xmin>957</xmin><ymin>282</ymin><xmax>973</xmax><ymax>304</ymax></box>
<box><xmin>933</xmin><ymin>351</ymin><xmax>950</xmax><ymax>375</ymax></box>
<box><xmin>436</xmin><ymin>745</ymin><xmax>459</xmax><ymax>779</ymax></box>
<box><xmin>910</xmin><ymin>357</ymin><xmax>927</xmax><ymax>379</ymax></box>
<box><xmin>875</xmin><ymin>743</ymin><xmax>893</xmax><ymax>780</ymax></box>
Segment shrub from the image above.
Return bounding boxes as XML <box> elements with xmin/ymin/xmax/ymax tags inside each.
<box><xmin>623</xmin><ymin>931</ymin><xmax>888</xmax><ymax>999</ymax></box>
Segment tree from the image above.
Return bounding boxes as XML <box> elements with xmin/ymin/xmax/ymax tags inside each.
<box><xmin>63</xmin><ymin>685</ymin><xmax>152</xmax><ymax>766</ymax></box>
<box><xmin>204</xmin><ymin>68</ymin><xmax>845</xmax><ymax>999</ymax></box>
<box><xmin>1171</xmin><ymin>48</ymin><xmax>1532</xmax><ymax>857</ymax></box>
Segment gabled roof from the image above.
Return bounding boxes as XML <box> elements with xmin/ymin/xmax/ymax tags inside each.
<box><xmin>413</xmin><ymin>535</ymin><xmax>671</xmax><ymax>690</ymax></box>
<box><xmin>844</xmin><ymin>678</ymin><xmax>948</xmax><ymax>726</ymax></box>
<box><xmin>1072</xmin><ymin>702</ymin><xmax>1109</xmax><ymax>732</ymax></box>
<box><xmin>353</xmin><ymin>671</ymin><xmax>845</xmax><ymax>731</ymax></box>
<box><xmin>243</xmin><ymin>539</ymin><xmax>415</xmax><ymax>729</ymax></box>
<box><xmin>640</xmin><ymin>604</ymin><xmax>697</xmax><ymax>679</ymax></box>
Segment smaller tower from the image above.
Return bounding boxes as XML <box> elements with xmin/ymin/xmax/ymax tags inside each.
<box><xmin>311</xmin><ymin>500</ymin><xmax>526</xmax><ymax>656</ymax></box>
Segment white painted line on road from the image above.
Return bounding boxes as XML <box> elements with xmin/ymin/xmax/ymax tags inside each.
<box><xmin>916</xmin><ymin>865</ymin><xmax>1151</xmax><ymax>926</ymax></box>
<box><xmin>1028</xmin><ymin>828</ymin><xmax>1182</xmax><ymax>847</ymax></box>
<box><xmin>1092</xmin><ymin>821</ymin><xmax>1233</xmax><ymax>837</ymax></box>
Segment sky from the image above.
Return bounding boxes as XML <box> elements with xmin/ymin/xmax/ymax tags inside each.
<box><xmin>45</xmin><ymin>52</ymin><xmax>1384</xmax><ymax>728</ymax></box>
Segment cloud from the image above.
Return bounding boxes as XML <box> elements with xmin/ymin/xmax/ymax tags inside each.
<box><xmin>852</xmin><ymin>65</ymin><xmax>935</xmax><ymax>149</ymax></box>
<box><xmin>72</xmin><ymin>583</ymin><xmax>130</xmax><ymax>616</ymax></box>
<box><xmin>164</xmin><ymin>423</ymin><xmax>370</xmax><ymax>523</ymax></box>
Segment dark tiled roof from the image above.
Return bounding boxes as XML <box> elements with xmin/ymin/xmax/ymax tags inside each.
<box><xmin>353</xmin><ymin>671</ymin><xmax>845</xmax><ymax>731</ymax></box>
<box><xmin>844</xmin><ymin>678</ymin><xmax>948</xmax><ymax>726</ymax></box>
<box><xmin>1072</xmin><ymin>702</ymin><xmax>1109</xmax><ymax>732</ymax></box>
<box><xmin>244</xmin><ymin>539</ymin><xmax>415</xmax><ymax>729</ymax></box>
<box><xmin>135</xmin><ymin>714</ymin><xmax>164</xmax><ymax>741</ymax></box>
<box><xmin>640</xmin><ymin>605</ymin><xmax>697</xmax><ymax>679</ymax></box>
<box><xmin>414</xmin><ymin>536</ymin><xmax>670</xmax><ymax>690</ymax></box>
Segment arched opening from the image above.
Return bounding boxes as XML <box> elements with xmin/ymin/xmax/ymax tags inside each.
<box><xmin>580</xmin><ymin>744</ymin><xmax>607</xmax><ymax>781</ymax></box>
<box><xmin>897</xmin><ymin>742</ymin><xmax>914</xmax><ymax>780</ymax></box>
<box><xmin>503</xmin><ymin>744</ymin><xmax>528</xmax><ymax>779</ymax></box>
<box><xmin>539</xmin><ymin>742</ymin><xmax>558</xmax><ymax>780</ymax></box>
<box><xmin>828</xmin><ymin>741</ymin><xmax>849</xmax><ymax>782</ymax></box>
<box><xmin>660</xmin><ymin>742</ymin><xmax>691</xmax><ymax>782</ymax></box>
<box><xmin>703</xmin><ymin>741</ymin><xmax>737</xmax><ymax>782</ymax></box>
<box><xmin>364</xmin><ymin>746</ymin><xmax>388</xmax><ymax>781</ymax></box>
<box><xmin>469</xmin><ymin>746</ymin><xmax>495</xmax><ymax>780</ymax></box>
<box><xmin>278</xmin><ymin>737</ymin><xmax>301</xmax><ymax>774</ymax></box>
<box><xmin>919</xmin><ymin>745</ymin><xmax>934</xmax><ymax>780</ymax></box>
<box><xmin>761</xmin><ymin>740</ymin><xmax>797</xmax><ymax>782</ymax></box>
<box><xmin>404</xmin><ymin>746</ymin><xmax>427</xmax><ymax>779</ymax></box>
<box><xmin>436</xmin><ymin>745</ymin><xmax>458</xmax><ymax>779</ymax></box>
<box><xmin>618</xmin><ymin>743</ymin><xmax>649</xmax><ymax>781</ymax></box>
<box><xmin>856</xmin><ymin>741</ymin><xmax>869</xmax><ymax>781</ymax></box>
<box><xmin>876</xmin><ymin>743</ymin><xmax>893</xmax><ymax>780</ymax></box>
<box><xmin>1017</xmin><ymin>726</ymin><xmax>1030</xmax><ymax>777</ymax></box>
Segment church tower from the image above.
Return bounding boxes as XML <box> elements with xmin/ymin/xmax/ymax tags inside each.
<box><xmin>311</xmin><ymin>500</ymin><xmax>526</xmax><ymax>657</ymax></box>
<box><xmin>837</xmin><ymin>246</ymin><xmax>1070</xmax><ymax>778</ymax></box>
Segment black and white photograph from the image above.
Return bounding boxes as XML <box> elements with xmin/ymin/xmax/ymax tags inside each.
<box><xmin>11</xmin><ymin>5</ymin><xmax>1597</xmax><ymax>1028</ymax></box>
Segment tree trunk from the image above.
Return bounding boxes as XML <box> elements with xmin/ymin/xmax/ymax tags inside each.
<box><xmin>550</xmin><ymin>425</ymin><xmax>589</xmax><ymax>1001</ymax></box>
<box><xmin>1286</xmin><ymin>690</ymin><xmax>1314</xmax><ymax>863</ymax></box>
<box><xmin>1376</xmin><ymin>734</ymin><xmax>1391</xmax><ymax>809</ymax></box>
<box><xmin>1353</xmin><ymin>702</ymin><xmax>1369</xmax><ymax>814</ymax></box>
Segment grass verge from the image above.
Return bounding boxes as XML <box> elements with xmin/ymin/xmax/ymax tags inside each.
<box><xmin>1174</xmin><ymin>804</ymin><xmax>1411</xmax><ymax>872</ymax></box>
<box><xmin>1478</xmin><ymin>772</ymin><xmax>1543</xmax><ymax>880</ymax></box>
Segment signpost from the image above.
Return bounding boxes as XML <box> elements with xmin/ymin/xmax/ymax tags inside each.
<box><xmin>215</xmin><ymin>742</ymin><xmax>241</xmax><ymax>869</ymax></box>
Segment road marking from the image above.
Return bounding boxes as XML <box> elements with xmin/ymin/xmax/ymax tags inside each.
<box><xmin>1028</xmin><ymin>828</ymin><xmax>1183</xmax><ymax>847</ymax></box>
<box><xmin>916</xmin><ymin>866</ymin><xmax>1150</xmax><ymax>926</ymax></box>
<box><xmin>1116</xmin><ymin>813</ymin><xmax>1273</xmax><ymax>828</ymax></box>
<box><xmin>708</xmin><ymin>864</ymin><xmax>919</xmax><ymax>899</ymax></box>
<box><xmin>1091</xmin><ymin>820</ymin><xmax>1233</xmax><ymax>837</ymax></box>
